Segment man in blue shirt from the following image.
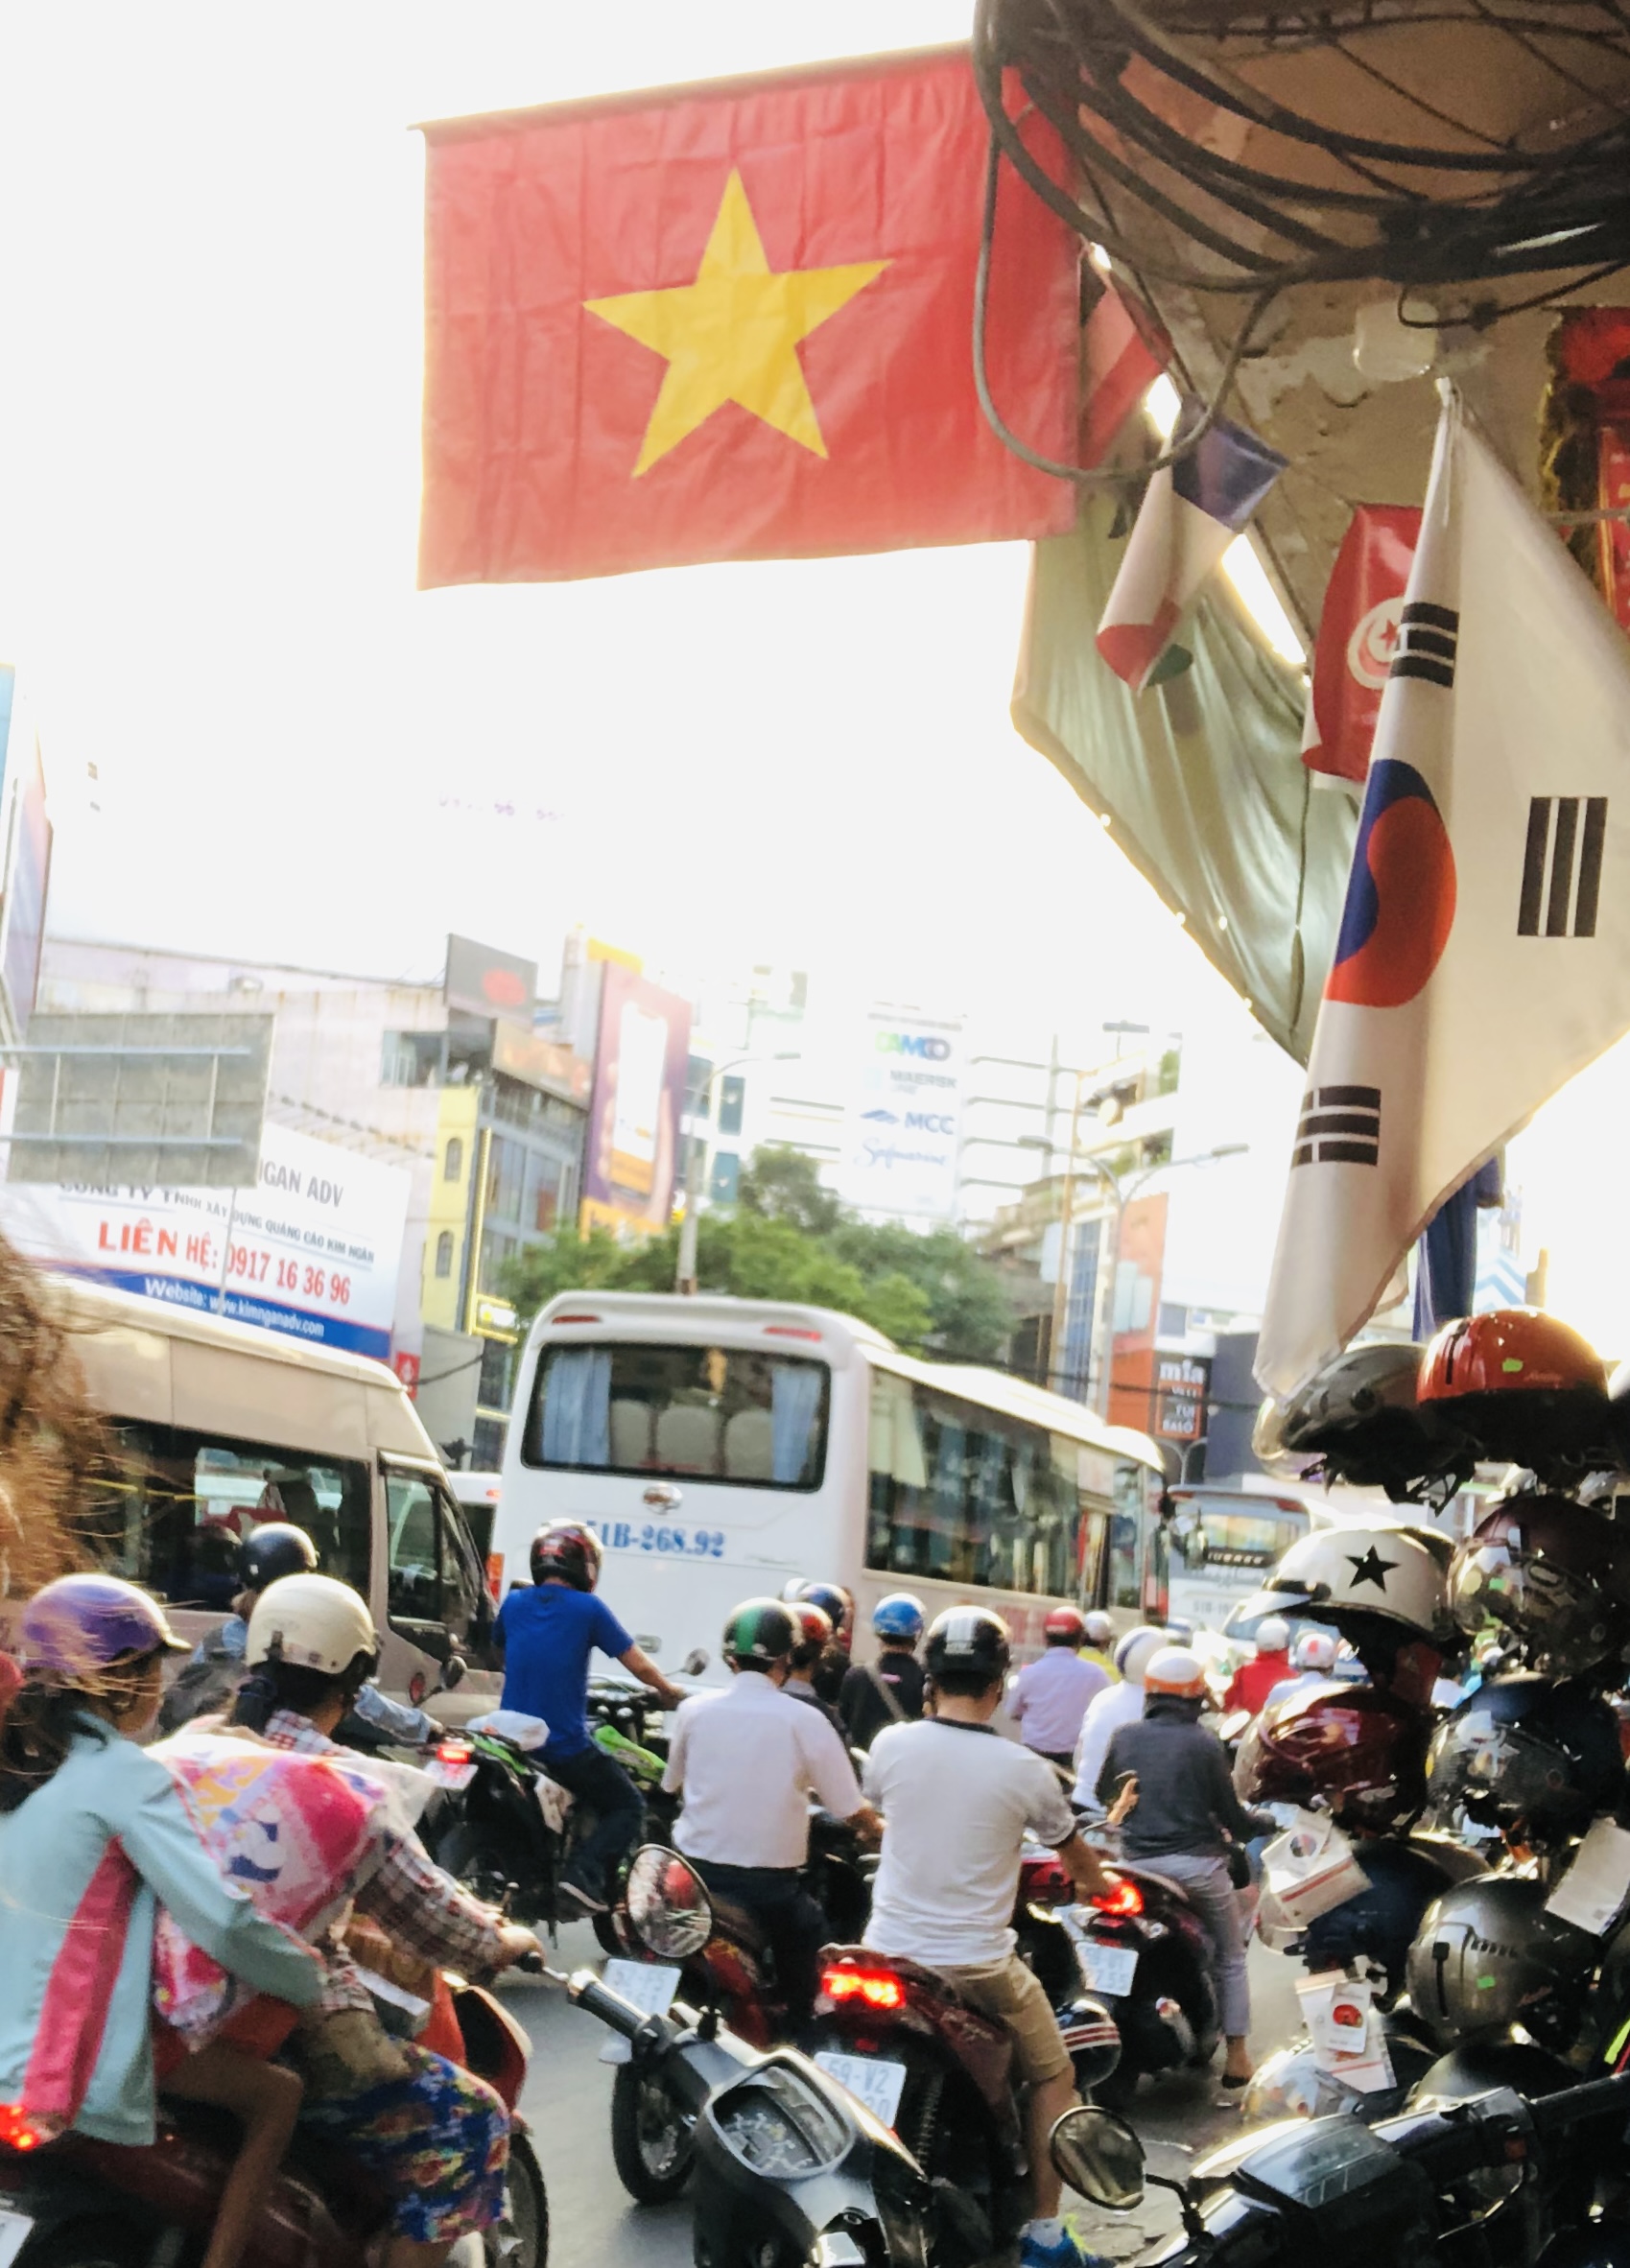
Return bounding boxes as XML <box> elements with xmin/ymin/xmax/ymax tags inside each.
<box><xmin>496</xmin><ymin>1521</ymin><xmax>686</xmax><ymax>1915</ymax></box>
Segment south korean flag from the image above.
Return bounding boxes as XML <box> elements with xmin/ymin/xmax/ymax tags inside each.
<box><xmin>1258</xmin><ymin>385</ymin><xmax>1630</xmax><ymax>1399</ymax></box>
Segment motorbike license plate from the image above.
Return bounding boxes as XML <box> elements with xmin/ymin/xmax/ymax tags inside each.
<box><xmin>1074</xmin><ymin>1940</ymin><xmax>1139</xmax><ymax>1996</ymax></box>
<box><xmin>0</xmin><ymin>2209</ymin><xmax>33</xmax><ymax>2268</ymax></box>
<box><xmin>423</xmin><ymin>1758</ymin><xmax>477</xmax><ymax>1790</ymax></box>
<box><xmin>597</xmin><ymin>1959</ymin><xmax>682</xmax><ymax>2063</ymax></box>
<box><xmin>813</xmin><ymin>2051</ymin><xmax>909</xmax><ymax>2132</ymax></box>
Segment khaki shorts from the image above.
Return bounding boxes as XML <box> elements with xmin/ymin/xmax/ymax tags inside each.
<box><xmin>933</xmin><ymin>1951</ymin><xmax>1074</xmax><ymax>2086</ymax></box>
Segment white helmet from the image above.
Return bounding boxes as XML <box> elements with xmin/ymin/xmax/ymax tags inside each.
<box><xmin>1248</xmin><ymin>1525</ymin><xmax>1451</xmax><ymax>1642</ymax></box>
<box><xmin>1083</xmin><ymin>1611</ymin><xmax>1115</xmax><ymax>1647</ymax></box>
<box><xmin>1290</xmin><ymin>1629</ymin><xmax>1338</xmax><ymax>1673</ymax></box>
<box><xmin>1113</xmin><ymin>1625</ymin><xmax>1168</xmax><ymax>1685</ymax></box>
<box><xmin>1255</xmin><ymin>1616</ymin><xmax>1291</xmax><ymax>1655</ymax></box>
<box><xmin>246</xmin><ymin>1573</ymin><xmax>379</xmax><ymax>1675</ymax></box>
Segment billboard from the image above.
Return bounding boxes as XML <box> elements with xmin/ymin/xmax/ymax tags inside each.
<box><xmin>0</xmin><ymin>1122</ymin><xmax>411</xmax><ymax>1361</ymax></box>
<box><xmin>0</xmin><ymin>737</ymin><xmax>51</xmax><ymax>1032</ymax></box>
<box><xmin>837</xmin><ymin>1005</ymin><xmax>966</xmax><ymax>1220</ymax></box>
<box><xmin>580</xmin><ymin>963</ymin><xmax>692</xmax><ymax>1236</ymax></box>
<box><xmin>444</xmin><ymin>933</ymin><xmax>536</xmax><ymax>1024</ymax></box>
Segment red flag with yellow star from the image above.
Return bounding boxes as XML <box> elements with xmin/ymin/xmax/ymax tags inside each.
<box><xmin>417</xmin><ymin>46</ymin><xmax>1080</xmax><ymax>585</ymax></box>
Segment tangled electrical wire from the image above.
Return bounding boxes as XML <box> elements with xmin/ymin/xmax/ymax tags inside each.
<box><xmin>973</xmin><ymin>0</ymin><xmax>1630</xmax><ymax>306</ymax></box>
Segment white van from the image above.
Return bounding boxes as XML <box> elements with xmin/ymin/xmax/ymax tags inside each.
<box><xmin>51</xmin><ymin>1277</ymin><xmax>499</xmax><ymax>1725</ymax></box>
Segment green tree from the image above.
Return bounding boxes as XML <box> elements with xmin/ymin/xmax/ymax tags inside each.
<box><xmin>498</xmin><ymin>1144</ymin><xmax>1009</xmax><ymax>1359</ymax></box>
<box><xmin>739</xmin><ymin>1146</ymin><xmax>842</xmax><ymax>1237</ymax></box>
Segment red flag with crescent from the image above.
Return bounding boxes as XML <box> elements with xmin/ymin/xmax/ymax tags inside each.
<box><xmin>1304</xmin><ymin>505</ymin><xmax>1422</xmax><ymax>785</ymax></box>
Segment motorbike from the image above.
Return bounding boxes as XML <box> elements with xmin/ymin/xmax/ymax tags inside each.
<box><xmin>556</xmin><ymin>1844</ymin><xmax>936</xmax><ymax>2266</ymax></box>
<box><xmin>0</xmin><ymin>1973</ymin><xmax>547</xmax><ymax>2268</ymax></box>
<box><xmin>804</xmin><ymin>1939</ymin><xmax>1120</xmax><ymax>2267</ymax></box>
<box><xmin>1052</xmin><ymin>2063</ymin><xmax>1630</xmax><ymax>2268</ymax></box>
<box><xmin>1053</xmin><ymin>1855</ymin><xmax>1219</xmax><ymax>2109</ymax></box>
<box><xmin>601</xmin><ymin>1816</ymin><xmax>877</xmax><ymax>2204</ymax></box>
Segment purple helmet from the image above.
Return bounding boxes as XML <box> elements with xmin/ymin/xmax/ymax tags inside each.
<box><xmin>21</xmin><ymin>1574</ymin><xmax>186</xmax><ymax>1682</ymax></box>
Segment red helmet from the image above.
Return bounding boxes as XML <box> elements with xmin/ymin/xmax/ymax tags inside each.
<box><xmin>1420</xmin><ymin>1311</ymin><xmax>1610</xmax><ymax>1471</ymax></box>
<box><xmin>1043</xmin><ymin>1606</ymin><xmax>1088</xmax><ymax>1646</ymax></box>
<box><xmin>789</xmin><ymin>1601</ymin><xmax>834</xmax><ymax>1653</ymax></box>
<box><xmin>530</xmin><ymin>1522</ymin><xmax>603</xmax><ymax>1592</ymax></box>
<box><xmin>1234</xmin><ymin>1681</ymin><xmax>1429</xmax><ymax>1831</ymax></box>
<box><xmin>1449</xmin><ymin>1496</ymin><xmax>1630</xmax><ymax>1676</ymax></box>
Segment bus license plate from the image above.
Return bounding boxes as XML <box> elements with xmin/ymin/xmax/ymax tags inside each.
<box><xmin>1075</xmin><ymin>1940</ymin><xmax>1139</xmax><ymax>1996</ymax></box>
<box><xmin>814</xmin><ymin>2051</ymin><xmax>908</xmax><ymax>2131</ymax></box>
<box><xmin>0</xmin><ymin>2209</ymin><xmax>33</xmax><ymax>2268</ymax></box>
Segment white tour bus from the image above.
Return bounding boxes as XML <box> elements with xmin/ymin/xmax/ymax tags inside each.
<box><xmin>1163</xmin><ymin>1486</ymin><xmax>1312</xmax><ymax>1638</ymax></box>
<box><xmin>492</xmin><ymin>1291</ymin><xmax>1169</xmax><ymax>1675</ymax></box>
<box><xmin>29</xmin><ymin>1276</ymin><xmax>500</xmax><ymax>1723</ymax></box>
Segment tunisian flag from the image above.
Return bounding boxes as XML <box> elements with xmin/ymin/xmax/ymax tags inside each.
<box><xmin>418</xmin><ymin>47</ymin><xmax>1081</xmax><ymax>585</ymax></box>
<box><xmin>1302</xmin><ymin>506</ymin><xmax>1422</xmax><ymax>785</ymax></box>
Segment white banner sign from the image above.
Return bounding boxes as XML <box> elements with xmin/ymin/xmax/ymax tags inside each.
<box><xmin>837</xmin><ymin>1005</ymin><xmax>965</xmax><ymax>1221</ymax></box>
<box><xmin>1</xmin><ymin>1123</ymin><xmax>411</xmax><ymax>1361</ymax></box>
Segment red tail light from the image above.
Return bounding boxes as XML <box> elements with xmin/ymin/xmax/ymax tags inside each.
<box><xmin>436</xmin><ymin>1739</ymin><xmax>474</xmax><ymax>1765</ymax></box>
<box><xmin>0</xmin><ymin>2103</ymin><xmax>40</xmax><ymax>2150</ymax></box>
<box><xmin>1091</xmin><ymin>1878</ymin><xmax>1145</xmax><ymax>1918</ymax></box>
<box><xmin>819</xmin><ymin>1963</ymin><xmax>906</xmax><ymax>2011</ymax></box>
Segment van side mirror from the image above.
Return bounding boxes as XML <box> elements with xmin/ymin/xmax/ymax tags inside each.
<box><xmin>438</xmin><ymin>1656</ymin><xmax>467</xmax><ymax>1694</ymax></box>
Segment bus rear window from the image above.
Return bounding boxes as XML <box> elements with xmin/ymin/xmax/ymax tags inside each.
<box><xmin>522</xmin><ymin>1342</ymin><xmax>830</xmax><ymax>1491</ymax></box>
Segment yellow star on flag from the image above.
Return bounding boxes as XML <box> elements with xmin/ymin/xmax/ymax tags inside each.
<box><xmin>585</xmin><ymin>170</ymin><xmax>888</xmax><ymax>477</ymax></box>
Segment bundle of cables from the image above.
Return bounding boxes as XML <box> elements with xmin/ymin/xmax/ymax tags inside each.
<box><xmin>974</xmin><ymin>0</ymin><xmax>1630</xmax><ymax>316</ymax></box>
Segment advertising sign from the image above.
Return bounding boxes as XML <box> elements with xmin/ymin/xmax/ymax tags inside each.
<box><xmin>838</xmin><ymin>1005</ymin><xmax>965</xmax><ymax>1220</ymax></box>
<box><xmin>1153</xmin><ymin>1354</ymin><xmax>1211</xmax><ymax>1442</ymax></box>
<box><xmin>0</xmin><ymin>1122</ymin><xmax>411</xmax><ymax>1361</ymax></box>
<box><xmin>580</xmin><ymin>963</ymin><xmax>692</xmax><ymax>1236</ymax></box>
<box><xmin>444</xmin><ymin>933</ymin><xmax>537</xmax><ymax>1024</ymax></box>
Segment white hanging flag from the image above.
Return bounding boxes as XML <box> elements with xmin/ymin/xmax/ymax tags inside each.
<box><xmin>1257</xmin><ymin>388</ymin><xmax>1630</xmax><ymax>1398</ymax></box>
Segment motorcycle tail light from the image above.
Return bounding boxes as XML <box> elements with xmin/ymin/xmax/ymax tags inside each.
<box><xmin>1091</xmin><ymin>1878</ymin><xmax>1145</xmax><ymax>1918</ymax></box>
<box><xmin>436</xmin><ymin>1739</ymin><xmax>474</xmax><ymax>1764</ymax></box>
<box><xmin>819</xmin><ymin>1963</ymin><xmax>906</xmax><ymax>2011</ymax></box>
<box><xmin>0</xmin><ymin>2103</ymin><xmax>41</xmax><ymax>2151</ymax></box>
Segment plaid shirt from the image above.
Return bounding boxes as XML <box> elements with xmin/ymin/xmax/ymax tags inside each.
<box><xmin>260</xmin><ymin>1711</ymin><xmax>506</xmax><ymax>2017</ymax></box>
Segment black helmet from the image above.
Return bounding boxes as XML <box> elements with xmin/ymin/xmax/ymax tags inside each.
<box><xmin>723</xmin><ymin>1598</ymin><xmax>796</xmax><ymax>1668</ymax></box>
<box><xmin>1405</xmin><ymin>1877</ymin><xmax>1595</xmax><ymax>2052</ymax></box>
<box><xmin>530</xmin><ymin>1522</ymin><xmax>603</xmax><ymax>1593</ymax></box>
<box><xmin>1302</xmin><ymin>1838</ymin><xmax>1474</xmax><ymax>2000</ymax></box>
<box><xmin>924</xmin><ymin>1605</ymin><xmax>1011</xmax><ymax>1683</ymax></box>
<box><xmin>239</xmin><ymin>1523</ymin><xmax>319</xmax><ymax>1592</ymax></box>
<box><xmin>1426</xmin><ymin>1673</ymin><xmax>1624</xmax><ymax>1840</ymax></box>
<box><xmin>1450</xmin><ymin>1496</ymin><xmax>1630</xmax><ymax>1677</ymax></box>
<box><xmin>1258</xmin><ymin>1342</ymin><xmax>1466</xmax><ymax>1500</ymax></box>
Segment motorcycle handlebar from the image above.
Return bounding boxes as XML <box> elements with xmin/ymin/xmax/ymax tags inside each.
<box><xmin>568</xmin><ymin>1970</ymin><xmax>667</xmax><ymax>2043</ymax></box>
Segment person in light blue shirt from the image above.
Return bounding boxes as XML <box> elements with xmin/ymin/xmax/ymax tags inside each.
<box><xmin>170</xmin><ymin>1523</ymin><xmax>438</xmax><ymax>1744</ymax></box>
<box><xmin>494</xmin><ymin>1522</ymin><xmax>684</xmax><ymax>1915</ymax></box>
<box><xmin>0</xmin><ymin>1574</ymin><xmax>323</xmax><ymax>2268</ymax></box>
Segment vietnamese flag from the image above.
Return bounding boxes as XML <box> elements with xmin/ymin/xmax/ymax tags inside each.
<box><xmin>417</xmin><ymin>46</ymin><xmax>1081</xmax><ymax>585</ymax></box>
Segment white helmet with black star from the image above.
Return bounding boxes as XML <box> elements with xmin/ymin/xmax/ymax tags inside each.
<box><xmin>1240</xmin><ymin>1524</ymin><xmax>1451</xmax><ymax>1643</ymax></box>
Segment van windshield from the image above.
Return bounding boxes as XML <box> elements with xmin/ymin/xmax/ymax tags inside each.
<box><xmin>522</xmin><ymin>1342</ymin><xmax>830</xmax><ymax>1491</ymax></box>
<box><xmin>91</xmin><ymin>1422</ymin><xmax>373</xmax><ymax>1609</ymax></box>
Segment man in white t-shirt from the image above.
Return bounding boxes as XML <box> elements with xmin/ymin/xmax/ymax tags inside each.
<box><xmin>663</xmin><ymin>1596</ymin><xmax>879</xmax><ymax>2017</ymax></box>
<box><xmin>862</xmin><ymin>1605</ymin><xmax>1118</xmax><ymax>2268</ymax></box>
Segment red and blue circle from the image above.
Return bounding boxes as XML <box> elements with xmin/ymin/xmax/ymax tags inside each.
<box><xmin>1325</xmin><ymin>758</ymin><xmax>1456</xmax><ymax>1008</ymax></box>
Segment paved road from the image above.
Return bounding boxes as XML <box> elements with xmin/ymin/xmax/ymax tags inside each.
<box><xmin>506</xmin><ymin>1925</ymin><xmax>1307</xmax><ymax>2265</ymax></box>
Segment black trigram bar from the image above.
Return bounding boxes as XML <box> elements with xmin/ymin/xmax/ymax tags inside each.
<box><xmin>1389</xmin><ymin>602</ymin><xmax>1459</xmax><ymax>689</ymax></box>
<box><xmin>1292</xmin><ymin>1083</ymin><xmax>1381</xmax><ymax>1169</ymax></box>
<box><xmin>1518</xmin><ymin>795</ymin><xmax>1606</xmax><ymax>937</ymax></box>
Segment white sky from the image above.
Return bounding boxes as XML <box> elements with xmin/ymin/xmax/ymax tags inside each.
<box><xmin>0</xmin><ymin>2</ymin><xmax>1622</xmax><ymax>1353</ymax></box>
<box><xmin>0</xmin><ymin>0</ymin><xmax>1210</xmax><ymax>1051</ymax></box>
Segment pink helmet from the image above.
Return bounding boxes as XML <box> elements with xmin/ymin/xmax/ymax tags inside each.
<box><xmin>21</xmin><ymin>1574</ymin><xmax>185</xmax><ymax>1683</ymax></box>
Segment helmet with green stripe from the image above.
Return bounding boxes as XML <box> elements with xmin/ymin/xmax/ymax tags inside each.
<box><xmin>723</xmin><ymin>1597</ymin><xmax>797</xmax><ymax>1670</ymax></box>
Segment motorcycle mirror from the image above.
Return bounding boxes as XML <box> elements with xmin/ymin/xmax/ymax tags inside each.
<box><xmin>625</xmin><ymin>1844</ymin><xmax>714</xmax><ymax>1960</ymax></box>
<box><xmin>438</xmin><ymin>1656</ymin><xmax>467</xmax><ymax>1694</ymax></box>
<box><xmin>682</xmin><ymin>1648</ymin><xmax>709</xmax><ymax>1677</ymax></box>
<box><xmin>1050</xmin><ymin>2106</ymin><xmax>1146</xmax><ymax>2210</ymax></box>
